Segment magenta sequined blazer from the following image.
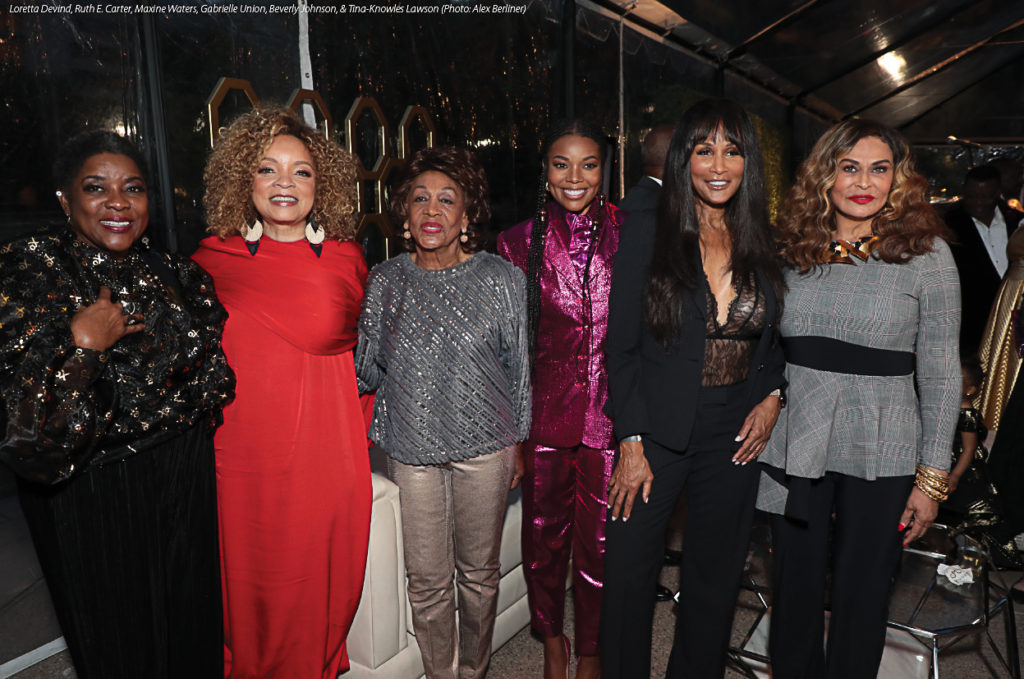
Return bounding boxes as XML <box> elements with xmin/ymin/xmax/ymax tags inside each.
<box><xmin>497</xmin><ymin>200</ymin><xmax>625</xmax><ymax>450</ymax></box>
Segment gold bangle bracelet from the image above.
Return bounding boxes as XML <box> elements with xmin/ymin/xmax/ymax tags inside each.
<box><xmin>916</xmin><ymin>464</ymin><xmax>949</xmax><ymax>480</ymax></box>
<box><xmin>916</xmin><ymin>466</ymin><xmax>950</xmax><ymax>490</ymax></box>
<box><xmin>914</xmin><ymin>478</ymin><xmax>948</xmax><ymax>502</ymax></box>
<box><xmin>915</xmin><ymin>476</ymin><xmax>949</xmax><ymax>492</ymax></box>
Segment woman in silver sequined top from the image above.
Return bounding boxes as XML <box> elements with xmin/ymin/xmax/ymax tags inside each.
<box><xmin>355</xmin><ymin>146</ymin><xmax>530</xmax><ymax>679</ymax></box>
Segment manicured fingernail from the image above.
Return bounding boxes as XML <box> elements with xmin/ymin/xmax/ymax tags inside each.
<box><xmin>643</xmin><ymin>496</ymin><xmax>648</xmax><ymax>503</ymax></box>
<box><xmin>611</xmin><ymin>515</ymin><xmax>617</xmax><ymax>521</ymax></box>
<box><xmin>622</xmin><ymin>516</ymin><xmax>628</xmax><ymax>522</ymax></box>
<box><xmin>741</xmin><ymin>461</ymin><xmax>748</xmax><ymax>466</ymax></box>
<box><xmin>735</xmin><ymin>435</ymin><xmax>744</xmax><ymax>442</ymax></box>
<box><xmin>898</xmin><ymin>523</ymin><xmax>906</xmax><ymax>531</ymax></box>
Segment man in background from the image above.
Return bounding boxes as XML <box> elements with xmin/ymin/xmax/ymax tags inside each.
<box><xmin>618</xmin><ymin>124</ymin><xmax>682</xmax><ymax>603</ymax></box>
<box><xmin>945</xmin><ymin>164</ymin><xmax>1024</xmax><ymax>353</ymax></box>
<box><xmin>619</xmin><ymin>124</ymin><xmax>674</xmax><ymax>214</ymax></box>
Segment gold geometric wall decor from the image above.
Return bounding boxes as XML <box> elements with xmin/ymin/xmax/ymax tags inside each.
<box><xmin>398</xmin><ymin>105</ymin><xmax>437</xmax><ymax>161</ymax></box>
<box><xmin>286</xmin><ymin>89</ymin><xmax>334</xmax><ymax>139</ymax></box>
<box><xmin>344</xmin><ymin>95</ymin><xmax>393</xmax><ymax>220</ymax></box>
<box><xmin>205</xmin><ymin>77</ymin><xmax>260</xmax><ymax>149</ymax></box>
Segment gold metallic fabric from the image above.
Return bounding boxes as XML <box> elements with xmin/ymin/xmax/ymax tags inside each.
<box><xmin>978</xmin><ymin>228</ymin><xmax>1024</xmax><ymax>429</ymax></box>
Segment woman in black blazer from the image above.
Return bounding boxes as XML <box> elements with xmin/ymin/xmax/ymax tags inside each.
<box><xmin>601</xmin><ymin>99</ymin><xmax>786</xmax><ymax>679</ymax></box>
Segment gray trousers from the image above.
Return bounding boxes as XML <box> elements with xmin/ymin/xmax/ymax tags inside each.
<box><xmin>388</xmin><ymin>445</ymin><xmax>516</xmax><ymax>679</ymax></box>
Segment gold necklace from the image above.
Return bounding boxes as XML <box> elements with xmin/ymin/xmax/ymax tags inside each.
<box><xmin>825</xmin><ymin>235</ymin><xmax>878</xmax><ymax>264</ymax></box>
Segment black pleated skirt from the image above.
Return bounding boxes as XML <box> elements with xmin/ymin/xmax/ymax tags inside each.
<box><xmin>17</xmin><ymin>420</ymin><xmax>222</xmax><ymax>679</ymax></box>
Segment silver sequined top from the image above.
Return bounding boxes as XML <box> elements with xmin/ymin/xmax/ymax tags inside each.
<box><xmin>355</xmin><ymin>252</ymin><xmax>531</xmax><ymax>465</ymax></box>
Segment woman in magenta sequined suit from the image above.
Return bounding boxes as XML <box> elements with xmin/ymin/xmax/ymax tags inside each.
<box><xmin>497</xmin><ymin>119</ymin><xmax>624</xmax><ymax>679</ymax></box>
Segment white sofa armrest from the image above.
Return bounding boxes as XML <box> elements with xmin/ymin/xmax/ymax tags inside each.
<box><xmin>347</xmin><ymin>472</ymin><xmax>410</xmax><ymax>670</ymax></box>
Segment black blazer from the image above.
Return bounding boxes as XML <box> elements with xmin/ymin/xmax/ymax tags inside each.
<box><xmin>617</xmin><ymin>176</ymin><xmax>661</xmax><ymax>215</ymax></box>
<box><xmin>945</xmin><ymin>203</ymin><xmax>1023</xmax><ymax>351</ymax></box>
<box><xmin>604</xmin><ymin>211</ymin><xmax>785</xmax><ymax>451</ymax></box>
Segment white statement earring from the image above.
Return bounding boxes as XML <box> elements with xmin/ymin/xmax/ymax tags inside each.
<box><xmin>244</xmin><ymin>219</ymin><xmax>263</xmax><ymax>256</ymax></box>
<box><xmin>305</xmin><ymin>214</ymin><xmax>325</xmax><ymax>258</ymax></box>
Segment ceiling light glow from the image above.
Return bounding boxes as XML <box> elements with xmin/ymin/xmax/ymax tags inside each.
<box><xmin>877</xmin><ymin>52</ymin><xmax>906</xmax><ymax>79</ymax></box>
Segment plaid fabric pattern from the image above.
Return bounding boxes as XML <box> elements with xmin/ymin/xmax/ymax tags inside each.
<box><xmin>758</xmin><ymin>240</ymin><xmax>961</xmax><ymax>513</ymax></box>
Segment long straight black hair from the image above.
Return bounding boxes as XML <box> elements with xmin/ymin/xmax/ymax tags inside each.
<box><xmin>645</xmin><ymin>98</ymin><xmax>783</xmax><ymax>347</ymax></box>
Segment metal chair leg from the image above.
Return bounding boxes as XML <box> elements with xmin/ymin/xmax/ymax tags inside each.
<box><xmin>1003</xmin><ymin>590</ymin><xmax>1021</xmax><ymax>679</ymax></box>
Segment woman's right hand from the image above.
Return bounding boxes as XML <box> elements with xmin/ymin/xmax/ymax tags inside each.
<box><xmin>70</xmin><ymin>285</ymin><xmax>145</xmax><ymax>352</ymax></box>
<box><xmin>607</xmin><ymin>439</ymin><xmax>653</xmax><ymax>522</ymax></box>
<box><xmin>899</xmin><ymin>484</ymin><xmax>941</xmax><ymax>546</ymax></box>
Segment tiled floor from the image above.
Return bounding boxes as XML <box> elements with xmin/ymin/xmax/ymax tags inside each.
<box><xmin>3</xmin><ymin>467</ymin><xmax>1022</xmax><ymax>679</ymax></box>
<box><xmin>0</xmin><ymin>470</ymin><xmax>66</xmax><ymax>679</ymax></box>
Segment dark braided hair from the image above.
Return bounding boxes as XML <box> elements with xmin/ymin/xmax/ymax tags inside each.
<box><xmin>525</xmin><ymin>119</ymin><xmax>607</xmax><ymax>359</ymax></box>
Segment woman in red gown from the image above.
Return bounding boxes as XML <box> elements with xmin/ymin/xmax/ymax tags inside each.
<box><xmin>192</xmin><ymin>107</ymin><xmax>371</xmax><ymax>679</ymax></box>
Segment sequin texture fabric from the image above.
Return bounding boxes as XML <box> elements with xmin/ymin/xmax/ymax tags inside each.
<box><xmin>0</xmin><ymin>227</ymin><xmax>235</xmax><ymax>484</ymax></box>
<box><xmin>355</xmin><ymin>251</ymin><xmax>531</xmax><ymax>465</ymax></box>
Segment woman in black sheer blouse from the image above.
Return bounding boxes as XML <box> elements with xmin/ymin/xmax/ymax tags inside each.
<box><xmin>0</xmin><ymin>131</ymin><xmax>234</xmax><ymax>678</ymax></box>
<box><xmin>602</xmin><ymin>99</ymin><xmax>786</xmax><ymax>678</ymax></box>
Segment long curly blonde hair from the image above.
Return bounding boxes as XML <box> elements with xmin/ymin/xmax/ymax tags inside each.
<box><xmin>777</xmin><ymin>118</ymin><xmax>949</xmax><ymax>273</ymax></box>
<box><xmin>203</xmin><ymin>107</ymin><xmax>358</xmax><ymax>240</ymax></box>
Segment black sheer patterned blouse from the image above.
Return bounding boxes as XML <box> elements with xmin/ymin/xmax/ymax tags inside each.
<box><xmin>701</xmin><ymin>271</ymin><xmax>769</xmax><ymax>387</ymax></box>
<box><xmin>0</xmin><ymin>227</ymin><xmax>235</xmax><ymax>484</ymax></box>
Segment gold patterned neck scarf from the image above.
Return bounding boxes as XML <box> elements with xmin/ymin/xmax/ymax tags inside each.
<box><xmin>825</xmin><ymin>235</ymin><xmax>878</xmax><ymax>264</ymax></box>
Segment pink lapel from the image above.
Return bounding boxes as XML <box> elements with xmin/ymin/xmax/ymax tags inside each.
<box><xmin>543</xmin><ymin>209</ymin><xmax>585</xmax><ymax>298</ymax></box>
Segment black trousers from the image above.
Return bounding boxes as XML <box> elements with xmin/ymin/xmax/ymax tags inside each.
<box><xmin>769</xmin><ymin>472</ymin><xmax>913</xmax><ymax>679</ymax></box>
<box><xmin>602</xmin><ymin>382</ymin><xmax>760</xmax><ymax>679</ymax></box>
<box><xmin>18</xmin><ymin>421</ymin><xmax>222</xmax><ymax>679</ymax></box>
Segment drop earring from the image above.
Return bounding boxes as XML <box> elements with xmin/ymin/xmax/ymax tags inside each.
<box><xmin>460</xmin><ymin>227</ymin><xmax>468</xmax><ymax>244</ymax></box>
<box><xmin>243</xmin><ymin>219</ymin><xmax>263</xmax><ymax>256</ymax></box>
<box><xmin>305</xmin><ymin>214</ymin><xmax>325</xmax><ymax>258</ymax></box>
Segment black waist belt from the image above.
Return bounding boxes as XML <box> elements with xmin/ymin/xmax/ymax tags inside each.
<box><xmin>782</xmin><ymin>336</ymin><xmax>915</xmax><ymax>376</ymax></box>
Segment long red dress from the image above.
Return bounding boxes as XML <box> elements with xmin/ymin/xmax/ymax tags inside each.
<box><xmin>193</xmin><ymin>235</ymin><xmax>371</xmax><ymax>679</ymax></box>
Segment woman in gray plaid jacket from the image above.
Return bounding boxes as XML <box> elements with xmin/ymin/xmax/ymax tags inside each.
<box><xmin>758</xmin><ymin>118</ymin><xmax>960</xmax><ymax>679</ymax></box>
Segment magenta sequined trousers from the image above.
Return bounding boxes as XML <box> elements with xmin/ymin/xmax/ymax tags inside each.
<box><xmin>521</xmin><ymin>440</ymin><xmax>615</xmax><ymax>656</ymax></box>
